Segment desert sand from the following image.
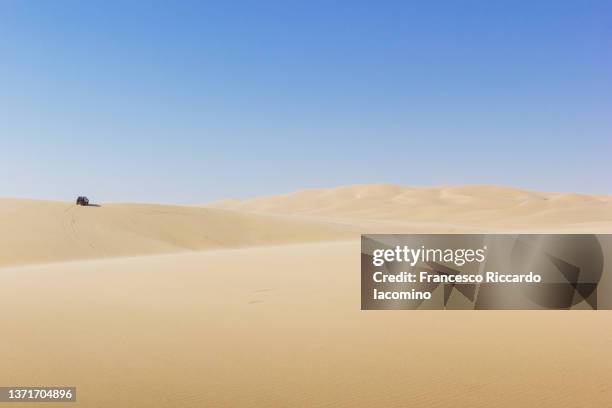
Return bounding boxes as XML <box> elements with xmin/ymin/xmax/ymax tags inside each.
<box><xmin>1</xmin><ymin>185</ymin><xmax>611</xmax><ymax>407</ymax></box>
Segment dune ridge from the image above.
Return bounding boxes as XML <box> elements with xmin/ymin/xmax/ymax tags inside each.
<box><xmin>0</xmin><ymin>199</ymin><xmax>356</xmax><ymax>268</ymax></box>
<box><xmin>211</xmin><ymin>184</ymin><xmax>612</xmax><ymax>229</ymax></box>
<box><xmin>2</xmin><ymin>185</ymin><xmax>611</xmax><ymax>268</ymax></box>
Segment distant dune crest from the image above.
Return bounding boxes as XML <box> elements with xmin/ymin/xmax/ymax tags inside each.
<box><xmin>210</xmin><ymin>184</ymin><xmax>611</xmax><ymax>224</ymax></box>
<box><xmin>1</xmin><ymin>184</ymin><xmax>610</xmax><ymax>268</ymax></box>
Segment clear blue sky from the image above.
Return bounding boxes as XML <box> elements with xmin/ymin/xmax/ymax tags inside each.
<box><xmin>1</xmin><ymin>1</ymin><xmax>611</xmax><ymax>203</ymax></box>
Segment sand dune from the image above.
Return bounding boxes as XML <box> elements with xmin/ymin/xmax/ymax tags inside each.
<box><xmin>0</xmin><ymin>199</ymin><xmax>356</xmax><ymax>268</ymax></box>
<box><xmin>2</xmin><ymin>241</ymin><xmax>612</xmax><ymax>407</ymax></box>
<box><xmin>3</xmin><ymin>184</ymin><xmax>612</xmax><ymax>268</ymax></box>
<box><xmin>1</xmin><ymin>185</ymin><xmax>612</xmax><ymax>407</ymax></box>
<box><xmin>4</xmin><ymin>185</ymin><xmax>611</xmax><ymax>268</ymax></box>
<box><xmin>211</xmin><ymin>184</ymin><xmax>612</xmax><ymax>228</ymax></box>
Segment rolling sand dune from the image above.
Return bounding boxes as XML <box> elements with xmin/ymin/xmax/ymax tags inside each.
<box><xmin>3</xmin><ymin>241</ymin><xmax>612</xmax><ymax>408</ymax></box>
<box><xmin>211</xmin><ymin>184</ymin><xmax>612</xmax><ymax>230</ymax></box>
<box><xmin>0</xmin><ymin>199</ymin><xmax>356</xmax><ymax>268</ymax></box>
<box><xmin>1</xmin><ymin>185</ymin><xmax>612</xmax><ymax>407</ymax></box>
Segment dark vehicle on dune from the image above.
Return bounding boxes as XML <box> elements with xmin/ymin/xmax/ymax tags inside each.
<box><xmin>76</xmin><ymin>196</ymin><xmax>90</xmax><ymax>206</ymax></box>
